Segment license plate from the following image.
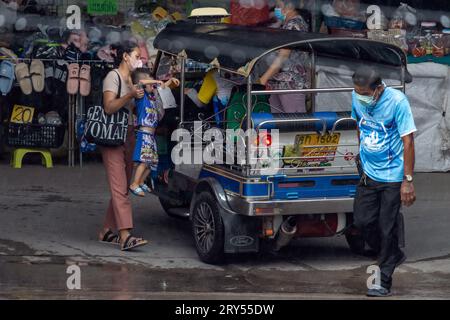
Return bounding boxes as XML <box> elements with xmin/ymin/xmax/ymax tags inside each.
<box><xmin>283</xmin><ymin>133</ymin><xmax>341</xmax><ymax>167</ymax></box>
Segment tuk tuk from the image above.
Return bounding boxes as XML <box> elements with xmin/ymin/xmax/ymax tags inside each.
<box><xmin>150</xmin><ymin>16</ymin><xmax>410</xmax><ymax>264</ymax></box>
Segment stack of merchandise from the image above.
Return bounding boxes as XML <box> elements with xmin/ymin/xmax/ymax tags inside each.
<box><xmin>321</xmin><ymin>0</ymin><xmax>367</xmax><ymax>38</ymax></box>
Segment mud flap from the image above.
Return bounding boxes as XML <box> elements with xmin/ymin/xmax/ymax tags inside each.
<box><xmin>219</xmin><ymin>209</ymin><xmax>260</xmax><ymax>254</ymax></box>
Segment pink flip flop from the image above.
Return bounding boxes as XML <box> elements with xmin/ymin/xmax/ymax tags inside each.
<box><xmin>66</xmin><ymin>63</ymin><xmax>80</xmax><ymax>95</ymax></box>
<box><xmin>79</xmin><ymin>64</ymin><xmax>91</xmax><ymax>97</ymax></box>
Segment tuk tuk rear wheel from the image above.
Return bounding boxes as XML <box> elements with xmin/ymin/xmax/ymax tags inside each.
<box><xmin>191</xmin><ymin>191</ymin><xmax>225</xmax><ymax>265</ymax></box>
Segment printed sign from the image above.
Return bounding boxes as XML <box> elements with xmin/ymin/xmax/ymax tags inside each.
<box><xmin>87</xmin><ymin>0</ymin><xmax>118</xmax><ymax>15</ymax></box>
<box><xmin>10</xmin><ymin>105</ymin><xmax>35</xmax><ymax>124</ymax></box>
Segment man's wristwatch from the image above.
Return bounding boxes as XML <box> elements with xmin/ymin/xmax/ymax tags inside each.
<box><xmin>404</xmin><ymin>175</ymin><xmax>414</xmax><ymax>183</ymax></box>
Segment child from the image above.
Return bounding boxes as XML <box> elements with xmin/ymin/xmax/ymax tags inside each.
<box><xmin>129</xmin><ymin>68</ymin><xmax>179</xmax><ymax>197</ymax></box>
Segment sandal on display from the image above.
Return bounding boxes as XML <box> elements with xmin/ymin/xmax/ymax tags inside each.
<box><xmin>0</xmin><ymin>60</ymin><xmax>15</xmax><ymax>96</ymax></box>
<box><xmin>99</xmin><ymin>230</ymin><xmax>120</xmax><ymax>245</ymax></box>
<box><xmin>120</xmin><ymin>235</ymin><xmax>148</xmax><ymax>251</ymax></box>
<box><xmin>15</xmin><ymin>62</ymin><xmax>33</xmax><ymax>95</ymax></box>
<box><xmin>79</xmin><ymin>64</ymin><xmax>91</xmax><ymax>96</ymax></box>
<box><xmin>30</xmin><ymin>59</ymin><xmax>45</xmax><ymax>93</ymax></box>
<box><xmin>66</xmin><ymin>63</ymin><xmax>80</xmax><ymax>95</ymax></box>
<box><xmin>129</xmin><ymin>186</ymin><xmax>145</xmax><ymax>197</ymax></box>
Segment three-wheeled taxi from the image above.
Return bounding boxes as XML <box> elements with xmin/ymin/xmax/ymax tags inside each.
<box><xmin>150</xmin><ymin>14</ymin><xmax>410</xmax><ymax>264</ymax></box>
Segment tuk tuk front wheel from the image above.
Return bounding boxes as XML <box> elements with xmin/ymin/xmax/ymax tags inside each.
<box><xmin>191</xmin><ymin>191</ymin><xmax>225</xmax><ymax>265</ymax></box>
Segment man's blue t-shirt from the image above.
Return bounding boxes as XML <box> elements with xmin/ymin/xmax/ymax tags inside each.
<box><xmin>351</xmin><ymin>87</ymin><xmax>417</xmax><ymax>183</ymax></box>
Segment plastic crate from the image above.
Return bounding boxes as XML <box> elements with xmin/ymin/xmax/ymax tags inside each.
<box><xmin>324</xmin><ymin>16</ymin><xmax>365</xmax><ymax>30</ymax></box>
<box><xmin>6</xmin><ymin>123</ymin><xmax>66</xmax><ymax>149</ymax></box>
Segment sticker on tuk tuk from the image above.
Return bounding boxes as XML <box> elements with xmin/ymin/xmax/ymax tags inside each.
<box><xmin>282</xmin><ymin>133</ymin><xmax>341</xmax><ymax>168</ymax></box>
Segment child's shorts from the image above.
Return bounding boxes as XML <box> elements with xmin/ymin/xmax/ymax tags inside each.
<box><xmin>133</xmin><ymin>131</ymin><xmax>158</xmax><ymax>170</ymax></box>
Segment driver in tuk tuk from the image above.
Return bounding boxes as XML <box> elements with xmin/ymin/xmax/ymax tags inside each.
<box><xmin>258</xmin><ymin>0</ymin><xmax>310</xmax><ymax>114</ymax></box>
<box><xmin>351</xmin><ymin>66</ymin><xmax>417</xmax><ymax>297</ymax></box>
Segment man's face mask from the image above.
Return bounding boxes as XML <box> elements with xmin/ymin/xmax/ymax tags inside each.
<box><xmin>274</xmin><ymin>8</ymin><xmax>286</xmax><ymax>22</ymax></box>
<box><xmin>355</xmin><ymin>91</ymin><xmax>376</xmax><ymax>108</ymax></box>
<box><xmin>354</xmin><ymin>84</ymin><xmax>384</xmax><ymax>108</ymax></box>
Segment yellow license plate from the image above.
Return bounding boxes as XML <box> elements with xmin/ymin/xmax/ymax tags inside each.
<box><xmin>283</xmin><ymin>133</ymin><xmax>341</xmax><ymax>167</ymax></box>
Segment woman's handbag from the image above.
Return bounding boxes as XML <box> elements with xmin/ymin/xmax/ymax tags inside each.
<box><xmin>84</xmin><ymin>71</ymin><xmax>129</xmax><ymax>147</ymax></box>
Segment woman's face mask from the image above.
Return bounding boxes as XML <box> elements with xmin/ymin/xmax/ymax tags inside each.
<box><xmin>274</xmin><ymin>8</ymin><xmax>286</xmax><ymax>22</ymax></box>
<box><xmin>127</xmin><ymin>53</ymin><xmax>143</xmax><ymax>71</ymax></box>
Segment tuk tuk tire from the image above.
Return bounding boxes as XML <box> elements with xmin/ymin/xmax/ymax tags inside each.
<box><xmin>191</xmin><ymin>191</ymin><xmax>225</xmax><ymax>265</ymax></box>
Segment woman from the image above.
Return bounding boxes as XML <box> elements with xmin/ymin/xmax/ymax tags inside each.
<box><xmin>259</xmin><ymin>0</ymin><xmax>310</xmax><ymax>113</ymax></box>
<box><xmin>98</xmin><ymin>41</ymin><xmax>148</xmax><ymax>251</ymax></box>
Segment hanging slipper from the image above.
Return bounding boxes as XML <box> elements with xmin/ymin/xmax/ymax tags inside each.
<box><xmin>30</xmin><ymin>59</ymin><xmax>45</xmax><ymax>93</ymax></box>
<box><xmin>66</xmin><ymin>63</ymin><xmax>80</xmax><ymax>95</ymax></box>
<box><xmin>44</xmin><ymin>63</ymin><xmax>54</xmax><ymax>95</ymax></box>
<box><xmin>15</xmin><ymin>62</ymin><xmax>33</xmax><ymax>95</ymax></box>
<box><xmin>79</xmin><ymin>64</ymin><xmax>91</xmax><ymax>97</ymax></box>
<box><xmin>0</xmin><ymin>60</ymin><xmax>15</xmax><ymax>96</ymax></box>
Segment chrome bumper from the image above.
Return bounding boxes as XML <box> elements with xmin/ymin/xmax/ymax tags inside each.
<box><xmin>226</xmin><ymin>194</ymin><xmax>354</xmax><ymax>216</ymax></box>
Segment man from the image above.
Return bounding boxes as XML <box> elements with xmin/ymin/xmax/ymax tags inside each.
<box><xmin>351</xmin><ymin>66</ymin><xmax>417</xmax><ymax>297</ymax></box>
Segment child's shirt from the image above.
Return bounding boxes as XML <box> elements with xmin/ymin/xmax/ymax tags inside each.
<box><xmin>135</xmin><ymin>91</ymin><xmax>163</xmax><ymax>129</ymax></box>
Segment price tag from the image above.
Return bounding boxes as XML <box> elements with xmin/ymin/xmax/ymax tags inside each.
<box><xmin>10</xmin><ymin>105</ymin><xmax>35</xmax><ymax>124</ymax></box>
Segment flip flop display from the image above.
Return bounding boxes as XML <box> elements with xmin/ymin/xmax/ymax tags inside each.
<box><xmin>79</xmin><ymin>64</ymin><xmax>91</xmax><ymax>97</ymax></box>
<box><xmin>66</xmin><ymin>63</ymin><xmax>80</xmax><ymax>95</ymax></box>
<box><xmin>0</xmin><ymin>60</ymin><xmax>15</xmax><ymax>96</ymax></box>
<box><xmin>30</xmin><ymin>59</ymin><xmax>45</xmax><ymax>93</ymax></box>
<box><xmin>15</xmin><ymin>62</ymin><xmax>33</xmax><ymax>95</ymax></box>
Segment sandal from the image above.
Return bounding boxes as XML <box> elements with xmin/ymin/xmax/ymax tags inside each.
<box><xmin>99</xmin><ymin>230</ymin><xmax>120</xmax><ymax>245</ymax></box>
<box><xmin>129</xmin><ymin>186</ymin><xmax>145</xmax><ymax>197</ymax></box>
<box><xmin>140</xmin><ymin>183</ymin><xmax>153</xmax><ymax>194</ymax></box>
<box><xmin>120</xmin><ymin>235</ymin><xmax>148</xmax><ymax>251</ymax></box>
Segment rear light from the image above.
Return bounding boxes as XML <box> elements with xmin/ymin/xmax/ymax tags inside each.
<box><xmin>255</xmin><ymin>207</ymin><xmax>275</xmax><ymax>215</ymax></box>
<box><xmin>254</xmin><ymin>133</ymin><xmax>272</xmax><ymax>147</ymax></box>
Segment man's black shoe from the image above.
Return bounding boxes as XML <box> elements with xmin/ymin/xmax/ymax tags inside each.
<box><xmin>367</xmin><ymin>285</ymin><xmax>392</xmax><ymax>297</ymax></box>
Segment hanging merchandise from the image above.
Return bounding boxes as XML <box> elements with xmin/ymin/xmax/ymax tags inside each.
<box><xmin>79</xmin><ymin>65</ymin><xmax>91</xmax><ymax>97</ymax></box>
<box><xmin>230</xmin><ymin>0</ymin><xmax>270</xmax><ymax>26</ymax></box>
<box><xmin>332</xmin><ymin>0</ymin><xmax>360</xmax><ymax>19</ymax></box>
<box><xmin>67</xmin><ymin>63</ymin><xmax>80</xmax><ymax>95</ymax></box>
<box><xmin>0</xmin><ymin>60</ymin><xmax>15</xmax><ymax>96</ymax></box>
<box><xmin>15</xmin><ymin>62</ymin><xmax>33</xmax><ymax>95</ymax></box>
<box><xmin>30</xmin><ymin>59</ymin><xmax>45</xmax><ymax>93</ymax></box>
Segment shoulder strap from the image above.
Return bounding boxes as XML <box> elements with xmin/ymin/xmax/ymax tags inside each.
<box><xmin>113</xmin><ymin>70</ymin><xmax>122</xmax><ymax>99</ymax></box>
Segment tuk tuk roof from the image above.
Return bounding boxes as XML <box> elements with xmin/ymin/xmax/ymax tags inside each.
<box><xmin>154</xmin><ymin>21</ymin><xmax>408</xmax><ymax>76</ymax></box>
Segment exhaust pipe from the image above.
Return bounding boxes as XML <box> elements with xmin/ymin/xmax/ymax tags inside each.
<box><xmin>273</xmin><ymin>216</ymin><xmax>298</xmax><ymax>252</ymax></box>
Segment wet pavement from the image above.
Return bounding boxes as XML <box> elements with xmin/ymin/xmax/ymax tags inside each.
<box><xmin>0</xmin><ymin>163</ymin><xmax>450</xmax><ymax>299</ymax></box>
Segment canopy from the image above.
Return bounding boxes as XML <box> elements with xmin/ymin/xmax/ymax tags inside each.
<box><xmin>154</xmin><ymin>21</ymin><xmax>409</xmax><ymax>78</ymax></box>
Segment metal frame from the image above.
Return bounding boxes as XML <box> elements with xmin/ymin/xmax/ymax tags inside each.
<box><xmin>153</xmin><ymin>37</ymin><xmax>408</xmax><ymax>179</ymax></box>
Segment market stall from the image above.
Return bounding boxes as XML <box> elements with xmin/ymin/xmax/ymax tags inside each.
<box><xmin>1</xmin><ymin>0</ymin><xmax>450</xmax><ymax>172</ymax></box>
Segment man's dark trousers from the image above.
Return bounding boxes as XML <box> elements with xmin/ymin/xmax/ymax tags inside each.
<box><xmin>353</xmin><ymin>175</ymin><xmax>405</xmax><ymax>290</ymax></box>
